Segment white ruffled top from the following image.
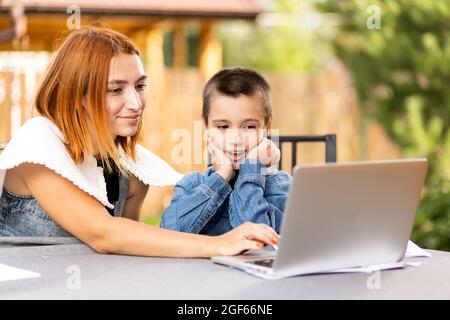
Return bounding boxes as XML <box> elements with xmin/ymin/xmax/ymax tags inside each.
<box><xmin>0</xmin><ymin>116</ymin><xmax>183</xmax><ymax>209</ymax></box>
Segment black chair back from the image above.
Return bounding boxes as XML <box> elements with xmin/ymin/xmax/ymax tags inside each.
<box><xmin>271</xmin><ymin>134</ymin><xmax>337</xmax><ymax>171</ymax></box>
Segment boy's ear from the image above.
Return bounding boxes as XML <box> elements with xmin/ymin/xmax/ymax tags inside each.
<box><xmin>265</xmin><ymin>117</ymin><xmax>273</xmax><ymax>136</ymax></box>
<box><xmin>203</xmin><ymin>119</ymin><xmax>209</xmax><ymax>138</ymax></box>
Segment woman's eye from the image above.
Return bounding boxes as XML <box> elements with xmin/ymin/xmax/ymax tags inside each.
<box><xmin>136</xmin><ymin>83</ymin><xmax>147</xmax><ymax>91</ymax></box>
<box><xmin>217</xmin><ymin>125</ymin><xmax>228</xmax><ymax>130</ymax></box>
<box><xmin>243</xmin><ymin>125</ymin><xmax>256</xmax><ymax>130</ymax></box>
<box><xmin>108</xmin><ymin>88</ymin><xmax>122</xmax><ymax>94</ymax></box>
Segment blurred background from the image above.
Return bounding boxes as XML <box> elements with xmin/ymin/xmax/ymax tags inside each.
<box><xmin>0</xmin><ymin>0</ymin><xmax>449</xmax><ymax>250</ymax></box>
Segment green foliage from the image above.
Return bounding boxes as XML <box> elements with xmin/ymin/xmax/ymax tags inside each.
<box><xmin>220</xmin><ymin>0</ymin><xmax>326</xmax><ymax>71</ymax></box>
<box><xmin>316</xmin><ymin>0</ymin><xmax>450</xmax><ymax>250</ymax></box>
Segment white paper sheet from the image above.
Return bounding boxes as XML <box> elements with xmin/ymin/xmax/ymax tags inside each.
<box><xmin>0</xmin><ymin>263</ymin><xmax>41</xmax><ymax>282</ymax></box>
<box><xmin>405</xmin><ymin>240</ymin><xmax>432</xmax><ymax>258</ymax></box>
<box><xmin>244</xmin><ymin>261</ymin><xmax>408</xmax><ymax>279</ymax></box>
<box><xmin>243</xmin><ymin>241</ymin><xmax>431</xmax><ymax>279</ymax></box>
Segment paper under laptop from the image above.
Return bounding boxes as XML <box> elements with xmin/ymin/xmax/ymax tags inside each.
<box><xmin>228</xmin><ymin>241</ymin><xmax>431</xmax><ymax>280</ymax></box>
<box><xmin>405</xmin><ymin>240</ymin><xmax>432</xmax><ymax>258</ymax></box>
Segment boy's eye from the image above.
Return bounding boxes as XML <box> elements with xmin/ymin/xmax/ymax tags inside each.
<box><xmin>217</xmin><ymin>125</ymin><xmax>228</xmax><ymax>130</ymax></box>
<box><xmin>243</xmin><ymin>125</ymin><xmax>257</xmax><ymax>130</ymax></box>
<box><xmin>135</xmin><ymin>83</ymin><xmax>147</xmax><ymax>91</ymax></box>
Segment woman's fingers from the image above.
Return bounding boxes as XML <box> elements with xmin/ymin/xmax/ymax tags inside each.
<box><xmin>241</xmin><ymin>223</ymin><xmax>279</xmax><ymax>247</ymax></box>
<box><xmin>241</xmin><ymin>239</ymin><xmax>264</xmax><ymax>251</ymax></box>
<box><xmin>263</xmin><ymin>223</ymin><xmax>280</xmax><ymax>243</ymax></box>
<box><xmin>218</xmin><ymin>223</ymin><xmax>279</xmax><ymax>256</ymax></box>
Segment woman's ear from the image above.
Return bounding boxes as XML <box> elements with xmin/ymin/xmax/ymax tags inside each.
<box><xmin>82</xmin><ymin>96</ymin><xmax>90</xmax><ymax>119</ymax></box>
<box><xmin>82</xmin><ymin>96</ymin><xmax>87</xmax><ymax>110</ymax></box>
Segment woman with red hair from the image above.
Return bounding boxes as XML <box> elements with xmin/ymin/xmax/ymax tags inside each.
<box><xmin>0</xmin><ymin>27</ymin><xmax>278</xmax><ymax>257</ymax></box>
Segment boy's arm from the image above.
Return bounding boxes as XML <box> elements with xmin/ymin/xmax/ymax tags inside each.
<box><xmin>160</xmin><ymin>171</ymin><xmax>232</xmax><ymax>233</ymax></box>
<box><xmin>229</xmin><ymin>160</ymin><xmax>291</xmax><ymax>233</ymax></box>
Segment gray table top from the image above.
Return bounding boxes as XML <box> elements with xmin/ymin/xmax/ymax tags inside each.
<box><xmin>0</xmin><ymin>237</ymin><xmax>449</xmax><ymax>299</ymax></box>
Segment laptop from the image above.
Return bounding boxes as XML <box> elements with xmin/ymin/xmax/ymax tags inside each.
<box><xmin>212</xmin><ymin>158</ymin><xmax>428</xmax><ymax>279</ymax></box>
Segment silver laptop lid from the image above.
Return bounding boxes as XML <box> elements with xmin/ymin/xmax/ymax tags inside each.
<box><xmin>273</xmin><ymin>158</ymin><xmax>428</xmax><ymax>276</ymax></box>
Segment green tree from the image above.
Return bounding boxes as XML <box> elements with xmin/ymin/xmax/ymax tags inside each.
<box><xmin>220</xmin><ymin>0</ymin><xmax>326</xmax><ymax>71</ymax></box>
<box><xmin>316</xmin><ymin>0</ymin><xmax>450</xmax><ymax>250</ymax></box>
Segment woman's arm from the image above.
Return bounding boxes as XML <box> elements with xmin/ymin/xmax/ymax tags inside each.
<box><xmin>16</xmin><ymin>163</ymin><xmax>278</xmax><ymax>257</ymax></box>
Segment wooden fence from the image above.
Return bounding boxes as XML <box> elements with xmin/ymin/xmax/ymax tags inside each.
<box><xmin>0</xmin><ymin>55</ymin><xmax>401</xmax><ymax>219</ymax></box>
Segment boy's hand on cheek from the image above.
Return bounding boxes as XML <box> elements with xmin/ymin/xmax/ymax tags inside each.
<box><xmin>246</xmin><ymin>137</ymin><xmax>281</xmax><ymax>167</ymax></box>
<box><xmin>208</xmin><ymin>141</ymin><xmax>234</xmax><ymax>181</ymax></box>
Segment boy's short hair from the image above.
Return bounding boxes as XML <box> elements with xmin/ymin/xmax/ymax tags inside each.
<box><xmin>202</xmin><ymin>67</ymin><xmax>272</xmax><ymax>125</ymax></box>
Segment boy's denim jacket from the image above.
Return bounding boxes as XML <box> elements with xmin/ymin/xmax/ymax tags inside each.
<box><xmin>160</xmin><ymin>159</ymin><xmax>291</xmax><ymax>235</ymax></box>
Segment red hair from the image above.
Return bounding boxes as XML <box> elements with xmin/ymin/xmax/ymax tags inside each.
<box><xmin>35</xmin><ymin>27</ymin><xmax>142</xmax><ymax>172</ymax></box>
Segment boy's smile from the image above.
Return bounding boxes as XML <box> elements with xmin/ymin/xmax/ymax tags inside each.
<box><xmin>226</xmin><ymin>150</ymin><xmax>247</xmax><ymax>163</ymax></box>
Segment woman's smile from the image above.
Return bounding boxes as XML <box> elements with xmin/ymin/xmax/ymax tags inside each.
<box><xmin>118</xmin><ymin>114</ymin><xmax>141</xmax><ymax>122</ymax></box>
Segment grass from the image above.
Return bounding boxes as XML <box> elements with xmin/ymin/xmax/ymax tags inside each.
<box><xmin>140</xmin><ymin>214</ymin><xmax>162</xmax><ymax>227</ymax></box>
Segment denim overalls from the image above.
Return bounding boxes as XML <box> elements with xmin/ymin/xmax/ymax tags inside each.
<box><xmin>0</xmin><ymin>172</ymin><xmax>129</xmax><ymax>237</ymax></box>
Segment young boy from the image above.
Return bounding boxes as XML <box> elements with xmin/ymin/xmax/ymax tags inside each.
<box><xmin>160</xmin><ymin>67</ymin><xmax>291</xmax><ymax>235</ymax></box>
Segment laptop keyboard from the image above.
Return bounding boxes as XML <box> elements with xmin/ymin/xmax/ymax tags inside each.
<box><xmin>247</xmin><ymin>258</ymin><xmax>274</xmax><ymax>268</ymax></box>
